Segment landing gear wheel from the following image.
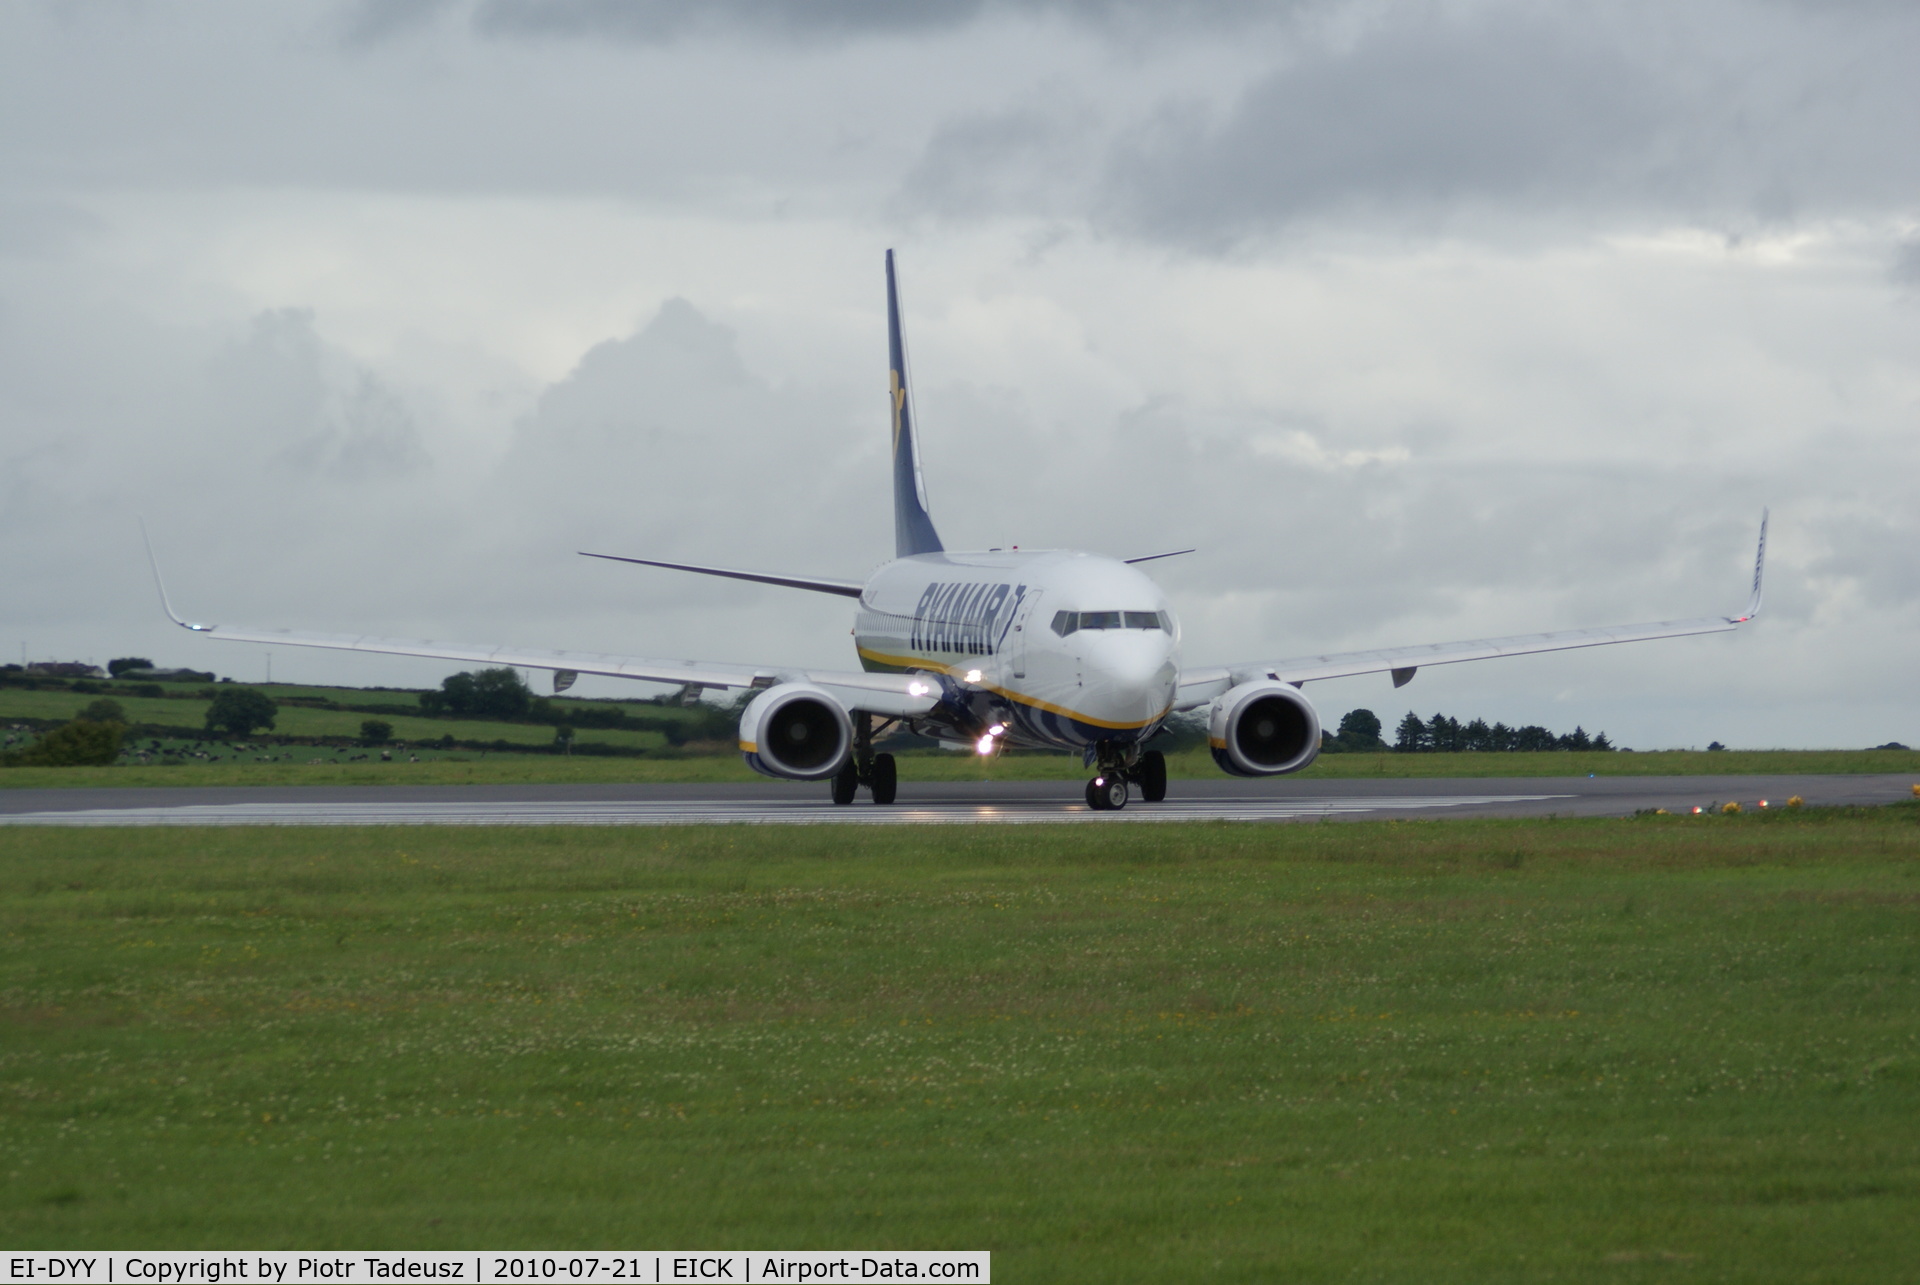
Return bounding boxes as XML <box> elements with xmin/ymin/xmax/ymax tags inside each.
<box><xmin>1086</xmin><ymin>775</ymin><xmax>1129</xmax><ymax>811</ymax></box>
<box><xmin>870</xmin><ymin>753</ymin><xmax>898</xmax><ymax>805</ymax></box>
<box><xmin>1135</xmin><ymin>750</ymin><xmax>1167</xmax><ymax>803</ymax></box>
<box><xmin>830</xmin><ymin>761</ymin><xmax>858</xmax><ymax>806</ymax></box>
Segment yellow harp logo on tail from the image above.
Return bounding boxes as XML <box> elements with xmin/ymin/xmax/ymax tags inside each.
<box><xmin>890</xmin><ymin>368</ymin><xmax>906</xmax><ymax>456</ymax></box>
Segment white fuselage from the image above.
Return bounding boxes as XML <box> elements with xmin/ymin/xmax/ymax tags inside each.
<box><xmin>852</xmin><ymin>549</ymin><xmax>1180</xmax><ymax>751</ymax></box>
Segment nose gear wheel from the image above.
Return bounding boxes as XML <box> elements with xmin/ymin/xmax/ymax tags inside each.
<box><xmin>1132</xmin><ymin>749</ymin><xmax>1167</xmax><ymax>803</ymax></box>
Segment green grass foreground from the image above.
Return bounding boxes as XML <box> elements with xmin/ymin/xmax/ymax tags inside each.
<box><xmin>6</xmin><ymin>746</ymin><xmax>1920</xmax><ymax>790</ymax></box>
<box><xmin>2</xmin><ymin>813</ymin><xmax>1917</xmax><ymax>1280</ymax></box>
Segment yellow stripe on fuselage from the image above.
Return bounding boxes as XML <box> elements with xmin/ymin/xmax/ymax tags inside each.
<box><xmin>855</xmin><ymin>645</ymin><xmax>1170</xmax><ymax>731</ymax></box>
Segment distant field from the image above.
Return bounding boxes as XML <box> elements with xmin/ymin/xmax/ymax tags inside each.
<box><xmin>0</xmin><ymin>682</ymin><xmax>691</xmax><ymax>759</ymax></box>
<box><xmin>1</xmin><ymin>808</ymin><xmax>1915</xmax><ymax>1275</ymax></box>
<box><xmin>8</xmin><ymin>680</ymin><xmax>1920</xmax><ymax>789</ymax></box>
<box><xmin>4</xmin><ymin>745</ymin><xmax>1920</xmax><ymax>790</ymax></box>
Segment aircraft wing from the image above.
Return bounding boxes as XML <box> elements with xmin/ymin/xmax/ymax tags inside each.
<box><xmin>143</xmin><ymin>542</ymin><xmax>938</xmax><ymax>719</ymax></box>
<box><xmin>1176</xmin><ymin>511</ymin><xmax>1767</xmax><ymax>709</ymax></box>
<box><xmin>156</xmin><ymin>617</ymin><xmax>941</xmax><ymax>719</ymax></box>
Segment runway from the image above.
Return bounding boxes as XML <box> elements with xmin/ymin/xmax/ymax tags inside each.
<box><xmin>1</xmin><ymin>773</ymin><xmax>1912</xmax><ymax>826</ymax></box>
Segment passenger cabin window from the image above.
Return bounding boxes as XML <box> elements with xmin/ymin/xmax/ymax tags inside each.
<box><xmin>1050</xmin><ymin>610</ymin><xmax>1169</xmax><ymax>636</ymax></box>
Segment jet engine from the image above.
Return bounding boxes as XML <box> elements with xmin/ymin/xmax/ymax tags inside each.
<box><xmin>739</xmin><ymin>682</ymin><xmax>853</xmax><ymax>780</ymax></box>
<box><xmin>1208</xmin><ymin>681</ymin><xmax>1321</xmax><ymax>777</ymax></box>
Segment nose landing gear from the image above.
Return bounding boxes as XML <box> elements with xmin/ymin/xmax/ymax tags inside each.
<box><xmin>1083</xmin><ymin>744</ymin><xmax>1168</xmax><ymax>811</ymax></box>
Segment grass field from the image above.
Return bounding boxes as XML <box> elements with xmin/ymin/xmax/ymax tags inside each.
<box><xmin>2</xmin><ymin>809</ymin><xmax>1916</xmax><ymax>1278</ymax></box>
<box><xmin>0</xmin><ymin>687</ymin><xmax>673</xmax><ymax>752</ymax></box>
<box><xmin>5</xmin><ymin>746</ymin><xmax>1920</xmax><ymax>791</ymax></box>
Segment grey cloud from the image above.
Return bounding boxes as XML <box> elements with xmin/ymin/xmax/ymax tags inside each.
<box><xmin>207</xmin><ymin>310</ymin><xmax>429</xmax><ymax>483</ymax></box>
<box><xmin>0</xmin><ymin>198</ymin><xmax>102</xmax><ymax>259</ymax></box>
<box><xmin>1102</xmin><ymin>16</ymin><xmax>1668</xmax><ymax>245</ymax></box>
<box><xmin>475</xmin><ymin>297</ymin><xmax>889</xmax><ymax>621</ymax></box>
<box><xmin>893</xmin><ymin>3</ymin><xmax>1920</xmax><ymax>245</ymax></box>
<box><xmin>464</xmin><ymin>0</ymin><xmax>1287</xmax><ymax>45</ymax></box>
<box><xmin>1893</xmin><ymin>240</ymin><xmax>1920</xmax><ymax>289</ymax></box>
<box><xmin>473</xmin><ymin>0</ymin><xmax>990</xmax><ymax>44</ymax></box>
<box><xmin>900</xmin><ymin>105</ymin><xmax>1101</xmax><ymax>220</ymax></box>
<box><xmin>339</xmin><ymin>0</ymin><xmax>461</xmax><ymax>47</ymax></box>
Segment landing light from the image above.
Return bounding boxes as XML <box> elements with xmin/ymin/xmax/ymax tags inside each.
<box><xmin>907</xmin><ymin>681</ymin><xmax>929</xmax><ymax>697</ymax></box>
<box><xmin>988</xmin><ymin>723</ymin><xmax>1005</xmax><ymax>736</ymax></box>
<box><xmin>975</xmin><ymin>735</ymin><xmax>994</xmax><ymax>755</ymax></box>
<box><xmin>965</xmin><ymin>669</ymin><xmax>983</xmax><ymax>684</ymax></box>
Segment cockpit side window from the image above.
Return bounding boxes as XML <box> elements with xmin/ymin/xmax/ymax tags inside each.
<box><xmin>1051</xmin><ymin>610</ymin><xmax>1078</xmax><ymax>637</ymax></box>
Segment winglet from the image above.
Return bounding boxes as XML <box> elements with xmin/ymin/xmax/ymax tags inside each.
<box><xmin>887</xmin><ymin>250</ymin><xmax>944</xmax><ymax>558</ymax></box>
<box><xmin>1731</xmin><ymin>508</ymin><xmax>1768</xmax><ymax>623</ymax></box>
<box><xmin>140</xmin><ymin>519</ymin><xmax>213</xmax><ymax>631</ymax></box>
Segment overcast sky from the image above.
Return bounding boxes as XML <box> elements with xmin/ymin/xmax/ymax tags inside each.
<box><xmin>3</xmin><ymin>0</ymin><xmax>1915</xmax><ymax>748</ymax></box>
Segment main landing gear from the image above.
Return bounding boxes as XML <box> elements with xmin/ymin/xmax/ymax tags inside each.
<box><xmin>830</xmin><ymin>714</ymin><xmax>898</xmax><ymax>805</ymax></box>
<box><xmin>1084</xmin><ymin>745</ymin><xmax>1168</xmax><ymax>811</ymax></box>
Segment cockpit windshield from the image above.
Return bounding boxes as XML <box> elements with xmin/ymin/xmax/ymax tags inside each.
<box><xmin>1050</xmin><ymin>610</ymin><xmax>1171</xmax><ymax>637</ymax></box>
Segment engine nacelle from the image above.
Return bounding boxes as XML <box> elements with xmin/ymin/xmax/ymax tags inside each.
<box><xmin>1208</xmin><ymin>681</ymin><xmax>1321</xmax><ymax>777</ymax></box>
<box><xmin>738</xmin><ymin>683</ymin><xmax>853</xmax><ymax>780</ymax></box>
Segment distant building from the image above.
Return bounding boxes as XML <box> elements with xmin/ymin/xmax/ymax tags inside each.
<box><xmin>26</xmin><ymin>662</ymin><xmax>107</xmax><ymax>679</ymax></box>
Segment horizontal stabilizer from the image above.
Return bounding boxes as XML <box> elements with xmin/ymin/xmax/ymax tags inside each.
<box><xmin>579</xmin><ymin>552</ymin><xmax>864</xmax><ymax>598</ymax></box>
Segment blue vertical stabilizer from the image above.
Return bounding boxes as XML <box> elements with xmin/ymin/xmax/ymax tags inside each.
<box><xmin>887</xmin><ymin>250</ymin><xmax>944</xmax><ymax>558</ymax></box>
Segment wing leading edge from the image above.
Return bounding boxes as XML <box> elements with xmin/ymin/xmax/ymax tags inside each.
<box><xmin>1176</xmin><ymin>510</ymin><xmax>1768</xmax><ymax>710</ymax></box>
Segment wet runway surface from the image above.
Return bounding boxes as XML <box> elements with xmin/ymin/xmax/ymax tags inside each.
<box><xmin>2</xmin><ymin>774</ymin><xmax>1912</xmax><ymax>826</ymax></box>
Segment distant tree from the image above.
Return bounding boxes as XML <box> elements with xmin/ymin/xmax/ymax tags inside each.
<box><xmin>1592</xmin><ymin>731</ymin><xmax>1614</xmax><ymax>751</ymax></box>
<box><xmin>1515</xmin><ymin>724</ymin><xmax>1556</xmax><ymax>752</ymax></box>
<box><xmin>1563</xmin><ymin>725</ymin><xmax>1592</xmax><ymax>751</ymax></box>
<box><xmin>421</xmin><ymin>668</ymin><xmax>532</xmax><ymax>719</ymax></box>
<box><xmin>1335</xmin><ymin>708</ymin><xmax>1385</xmax><ymax>751</ymax></box>
<box><xmin>204</xmin><ymin>687</ymin><xmax>278</xmax><ymax>738</ymax></box>
<box><xmin>79</xmin><ymin>698</ymin><xmax>127</xmax><ymax>724</ymax></box>
<box><xmin>1428</xmin><ymin>713</ymin><xmax>1462</xmax><ymax>753</ymax></box>
<box><xmin>107</xmin><ymin>657</ymin><xmax>155</xmax><ymax>678</ymax></box>
<box><xmin>1706</xmin><ymin>741</ymin><xmax>1726</xmax><ymax>752</ymax></box>
<box><xmin>1393</xmin><ymin>712</ymin><xmax>1428</xmax><ymax>753</ymax></box>
<box><xmin>1463</xmin><ymin>717</ymin><xmax>1492</xmax><ymax>752</ymax></box>
<box><xmin>359</xmin><ymin>719</ymin><xmax>394</xmax><ymax>746</ymax></box>
<box><xmin>2</xmin><ymin>719</ymin><xmax>123</xmax><ymax>767</ymax></box>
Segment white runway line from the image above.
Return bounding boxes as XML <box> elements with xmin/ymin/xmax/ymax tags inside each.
<box><xmin>0</xmin><ymin>795</ymin><xmax>1569</xmax><ymax>826</ymax></box>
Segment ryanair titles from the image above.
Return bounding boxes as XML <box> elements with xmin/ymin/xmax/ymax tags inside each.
<box><xmin>909</xmin><ymin>582</ymin><xmax>1026</xmax><ymax>655</ymax></box>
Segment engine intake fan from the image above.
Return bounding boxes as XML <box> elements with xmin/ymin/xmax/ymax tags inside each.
<box><xmin>739</xmin><ymin>682</ymin><xmax>853</xmax><ymax>780</ymax></box>
<box><xmin>1208</xmin><ymin>681</ymin><xmax>1321</xmax><ymax>777</ymax></box>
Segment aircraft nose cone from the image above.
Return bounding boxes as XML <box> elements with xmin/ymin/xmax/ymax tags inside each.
<box><xmin>1080</xmin><ymin>635</ymin><xmax>1177</xmax><ymax>725</ymax></box>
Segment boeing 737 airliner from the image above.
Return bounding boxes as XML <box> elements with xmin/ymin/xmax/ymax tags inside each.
<box><xmin>153</xmin><ymin>252</ymin><xmax>1767</xmax><ymax>810</ymax></box>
